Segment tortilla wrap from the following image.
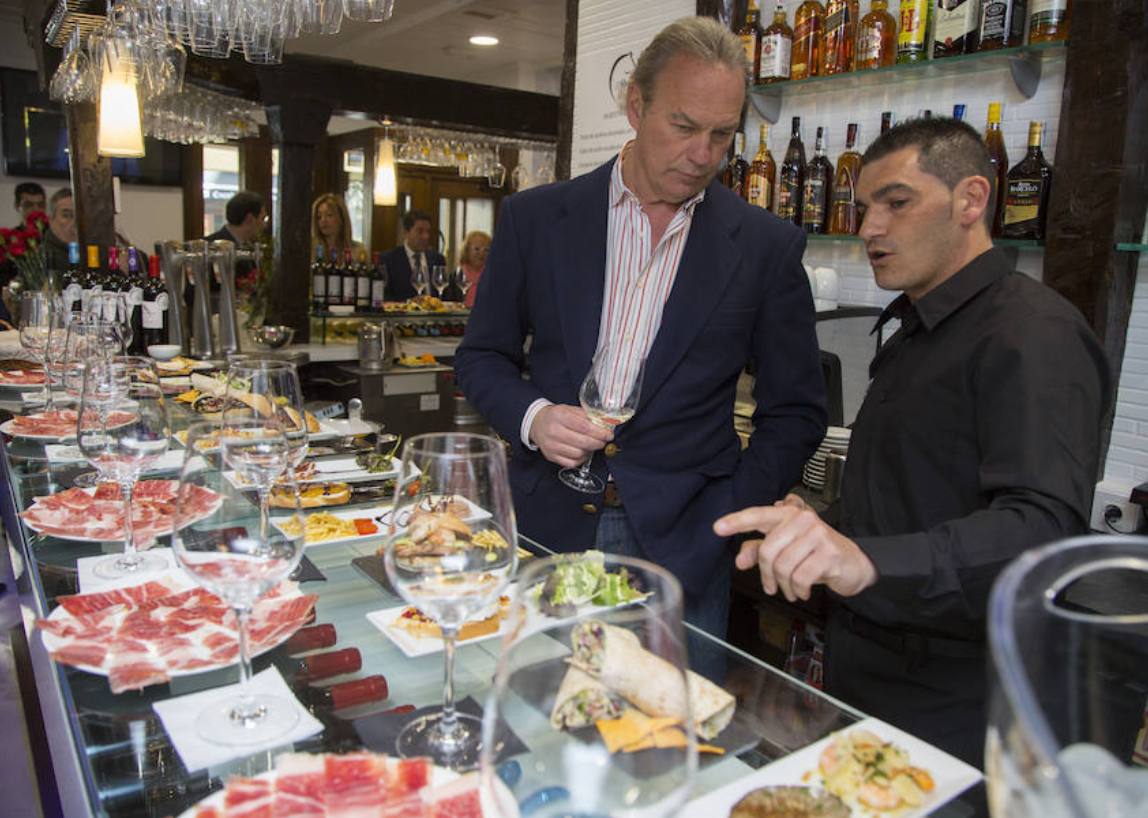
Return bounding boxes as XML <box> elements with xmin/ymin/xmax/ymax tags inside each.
<box><xmin>549</xmin><ymin>665</ymin><xmax>623</xmax><ymax>729</ymax></box>
<box><xmin>190</xmin><ymin>373</ymin><xmax>274</xmax><ymax>417</ymax></box>
<box><xmin>570</xmin><ymin>620</ymin><xmax>735</xmax><ymax>740</ymax></box>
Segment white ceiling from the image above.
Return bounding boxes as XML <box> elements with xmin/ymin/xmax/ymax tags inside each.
<box><xmin>287</xmin><ymin>0</ymin><xmax>566</xmax><ymax>96</ymax></box>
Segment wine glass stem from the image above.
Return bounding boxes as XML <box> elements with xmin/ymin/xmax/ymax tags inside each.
<box><xmin>577</xmin><ymin>451</ymin><xmax>595</xmax><ymax>479</ymax></box>
<box><xmin>257</xmin><ymin>485</ymin><xmax>271</xmax><ymax>542</ymax></box>
<box><xmin>120</xmin><ymin>480</ymin><xmax>139</xmax><ymax>568</ymax></box>
<box><xmin>440</xmin><ymin>624</ymin><xmax>460</xmax><ymax>737</ymax></box>
<box><xmin>232</xmin><ymin>606</ymin><xmax>262</xmax><ymax>724</ymax></box>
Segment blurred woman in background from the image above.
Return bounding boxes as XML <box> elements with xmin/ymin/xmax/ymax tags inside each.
<box><xmin>311</xmin><ymin>194</ymin><xmax>361</xmax><ymax>261</ymax></box>
<box><xmin>451</xmin><ymin>230</ymin><xmax>490</xmax><ymax>308</ymax></box>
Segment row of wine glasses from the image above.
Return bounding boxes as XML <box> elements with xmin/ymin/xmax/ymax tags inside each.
<box><xmin>408</xmin><ymin>265</ymin><xmax>474</xmax><ymax>302</ymax></box>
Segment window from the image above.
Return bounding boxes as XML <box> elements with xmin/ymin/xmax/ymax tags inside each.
<box><xmin>203</xmin><ymin>144</ymin><xmax>240</xmax><ymax>235</ymax></box>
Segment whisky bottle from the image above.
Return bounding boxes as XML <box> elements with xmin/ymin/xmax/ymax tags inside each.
<box><xmin>723</xmin><ymin>132</ymin><xmax>750</xmax><ymax>198</ymax></box>
<box><xmin>1001</xmin><ymin>121</ymin><xmax>1052</xmax><ymax>240</ymax></box>
<box><xmin>934</xmin><ymin>0</ymin><xmax>980</xmax><ymax>57</ymax></box>
<box><xmin>983</xmin><ymin>101</ymin><xmax>1009</xmax><ymax>236</ymax></box>
<box><xmin>1028</xmin><ymin>0</ymin><xmax>1069</xmax><ymax>43</ymax></box>
<box><xmin>747</xmin><ymin>124</ymin><xmax>777</xmax><ymax>211</ymax></box>
<box><xmin>777</xmin><ymin>116</ymin><xmax>807</xmax><ymax>225</ymax></box>
<box><xmin>977</xmin><ymin>0</ymin><xmax>1026</xmax><ymax>50</ymax></box>
<box><xmin>856</xmin><ymin>0</ymin><xmax>898</xmax><ymax>69</ymax></box>
<box><xmin>738</xmin><ymin>0</ymin><xmax>762</xmax><ymax>79</ymax></box>
<box><xmin>897</xmin><ymin>0</ymin><xmax>933</xmax><ymax>63</ymax></box>
<box><xmin>759</xmin><ymin>3</ymin><xmax>793</xmax><ymax>83</ymax></box>
<box><xmin>828</xmin><ymin>124</ymin><xmax>862</xmax><ymax>235</ymax></box>
<box><xmin>822</xmin><ymin>0</ymin><xmax>859</xmax><ymax>74</ymax></box>
<box><xmin>802</xmin><ymin>126</ymin><xmax>834</xmax><ymax>234</ymax></box>
<box><xmin>791</xmin><ymin>1</ymin><xmax>825</xmax><ymax>80</ymax></box>
<box><xmin>881</xmin><ymin>110</ymin><xmax>895</xmax><ymax>133</ymax></box>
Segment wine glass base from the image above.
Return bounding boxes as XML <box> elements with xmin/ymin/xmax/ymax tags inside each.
<box><xmin>396</xmin><ymin>711</ymin><xmax>483</xmax><ymax>770</ymax></box>
<box><xmin>70</xmin><ymin>471</ymin><xmax>101</xmax><ymax>489</ymax></box>
<box><xmin>558</xmin><ymin>467</ymin><xmax>605</xmax><ymax>494</ymax></box>
<box><xmin>91</xmin><ymin>551</ymin><xmax>169</xmax><ymax>580</ymax></box>
<box><xmin>195</xmin><ymin>693</ymin><xmax>300</xmax><ymax>747</ymax></box>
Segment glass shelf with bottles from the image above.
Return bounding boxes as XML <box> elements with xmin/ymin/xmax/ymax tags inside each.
<box><xmin>749</xmin><ymin>40</ymin><xmax>1066</xmax><ymax>121</ymax></box>
<box><xmin>802</xmin><ymin>234</ymin><xmax>1044</xmax><ymax>249</ymax></box>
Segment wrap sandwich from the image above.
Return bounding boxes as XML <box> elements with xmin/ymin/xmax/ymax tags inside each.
<box><xmin>570</xmin><ymin>620</ymin><xmax>735</xmax><ymax>741</ymax></box>
<box><xmin>550</xmin><ymin>665</ymin><xmax>625</xmax><ymax>729</ymax></box>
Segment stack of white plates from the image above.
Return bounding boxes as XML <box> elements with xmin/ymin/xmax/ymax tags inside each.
<box><xmin>802</xmin><ymin>426</ymin><xmax>851</xmax><ymax>491</ymax></box>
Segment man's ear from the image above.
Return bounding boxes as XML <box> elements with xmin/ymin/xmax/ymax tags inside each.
<box><xmin>626</xmin><ymin>83</ymin><xmax>644</xmax><ymax>132</ymax></box>
<box><xmin>956</xmin><ymin>175</ymin><xmax>991</xmax><ymax>228</ymax></box>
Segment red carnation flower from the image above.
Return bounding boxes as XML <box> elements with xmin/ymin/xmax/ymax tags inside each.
<box><xmin>23</xmin><ymin>210</ymin><xmax>48</xmax><ymax>231</ymax></box>
<box><xmin>0</xmin><ymin>227</ymin><xmax>11</xmax><ymax>242</ymax></box>
<box><xmin>9</xmin><ymin>239</ymin><xmax>26</xmax><ymax>257</ymax></box>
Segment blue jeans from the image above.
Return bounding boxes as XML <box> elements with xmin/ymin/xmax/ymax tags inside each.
<box><xmin>595</xmin><ymin>507</ymin><xmax>731</xmax><ymax>680</ymax></box>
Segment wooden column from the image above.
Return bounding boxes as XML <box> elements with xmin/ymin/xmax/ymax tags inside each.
<box><xmin>557</xmin><ymin>0</ymin><xmax>578</xmax><ymax>181</ymax></box>
<box><xmin>240</xmin><ymin>126</ymin><xmax>274</xmax><ymax>217</ymax></box>
<box><xmin>1042</xmin><ymin>0</ymin><xmax>1148</xmax><ymax>472</ymax></box>
<box><xmin>181</xmin><ymin>143</ymin><xmax>204</xmax><ymax>241</ymax></box>
<box><xmin>63</xmin><ymin>102</ymin><xmax>115</xmax><ymax>248</ymax></box>
<box><xmin>264</xmin><ymin>98</ymin><xmax>332</xmax><ymax>341</ymax></box>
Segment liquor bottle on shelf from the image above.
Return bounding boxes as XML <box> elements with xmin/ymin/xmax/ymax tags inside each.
<box><xmin>828</xmin><ymin>124</ymin><xmax>862</xmax><ymax>235</ymax></box>
<box><xmin>125</xmin><ymin>247</ymin><xmax>146</xmax><ymax>353</ymax></box>
<box><xmin>1001</xmin><ymin>120</ymin><xmax>1052</xmax><ymax>240</ymax></box>
<box><xmin>1028</xmin><ymin>0</ymin><xmax>1069</xmax><ymax>43</ymax></box>
<box><xmin>952</xmin><ymin>103</ymin><xmax>967</xmax><ymax>121</ymax></box>
<box><xmin>822</xmin><ymin>0</ymin><xmax>859</xmax><ymax>75</ymax></box>
<box><xmin>777</xmin><ymin>116</ymin><xmax>807</xmax><ymax>225</ymax></box>
<box><xmin>341</xmin><ymin>249</ymin><xmax>357</xmax><ymax>307</ymax></box>
<box><xmin>983</xmin><ymin>101</ymin><xmax>1009</xmax><ymax>236</ymax></box>
<box><xmin>723</xmin><ymin>132</ymin><xmax>750</xmax><ymax>198</ymax></box>
<box><xmin>802</xmin><ymin>126</ymin><xmax>834</xmax><ymax>234</ymax></box>
<box><xmin>933</xmin><ymin>0</ymin><xmax>980</xmax><ymax>57</ymax></box>
<box><xmin>311</xmin><ymin>245</ymin><xmax>326</xmax><ymax>312</ymax></box>
<box><xmin>856</xmin><ymin>0</ymin><xmax>898</xmax><ymax>69</ymax></box>
<box><xmin>62</xmin><ymin>242</ymin><xmax>83</xmax><ymax>313</ymax></box>
<box><xmin>759</xmin><ymin>3</ymin><xmax>793</xmax><ymax>83</ymax></box>
<box><xmin>370</xmin><ymin>253</ymin><xmax>387</xmax><ymax>312</ymax></box>
<box><xmin>355</xmin><ymin>249</ymin><xmax>371</xmax><ymax>312</ymax></box>
<box><xmin>738</xmin><ymin>0</ymin><xmax>762</xmax><ymax>79</ymax></box>
<box><xmin>977</xmin><ymin>0</ymin><xmax>1026</xmax><ymax>50</ymax></box>
<box><xmin>897</xmin><ymin>0</ymin><xmax>932</xmax><ymax>63</ymax></box>
<box><xmin>791</xmin><ymin>1</ymin><xmax>825</xmax><ymax>80</ymax></box>
<box><xmin>881</xmin><ymin>110</ymin><xmax>895</xmax><ymax>133</ymax></box>
<box><xmin>325</xmin><ymin>246</ymin><xmax>341</xmax><ymax>309</ymax></box>
<box><xmin>82</xmin><ymin>245</ymin><xmax>102</xmax><ymax>315</ymax></box>
<box><xmin>746</xmin><ymin>124</ymin><xmax>777</xmax><ymax>211</ymax></box>
<box><xmin>141</xmin><ymin>255</ymin><xmax>170</xmax><ymax>349</ymax></box>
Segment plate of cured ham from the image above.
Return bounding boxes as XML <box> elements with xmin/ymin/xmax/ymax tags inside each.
<box><xmin>178</xmin><ymin>751</ymin><xmax>509</xmax><ymax>818</ymax></box>
<box><xmin>20</xmin><ymin>479</ymin><xmax>223</xmax><ymax>542</ymax></box>
<box><xmin>0</xmin><ymin>408</ymin><xmax>136</xmax><ymax>440</ymax></box>
<box><xmin>0</xmin><ymin>368</ymin><xmax>46</xmax><ymax>388</ymax></box>
<box><xmin>38</xmin><ymin>578</ymin><xmax>318</xmax><ymax>694</ymax></box>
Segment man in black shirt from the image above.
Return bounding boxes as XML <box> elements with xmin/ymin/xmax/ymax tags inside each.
<box><xmin>715</xmin><ymin>118</ymin><xmax>1110</xmax><ymax>767</ymax></box>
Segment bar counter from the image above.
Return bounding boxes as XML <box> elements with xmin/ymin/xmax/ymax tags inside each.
<box><xmin>0</xmin><ymin>389</ymin><xmax>978</xmax><ymax>818</ymax></box>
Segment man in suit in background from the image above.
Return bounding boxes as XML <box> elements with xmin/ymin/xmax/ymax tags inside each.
<box><xmin>454</xmin><ymin>16</ymin><xmax>826</xmax><ymax>642</ymax></box>
<box><xmin>12</xmin><ymin>182</ymin><xmax>46</xmax><ymax>229</ymax></box>
<box><xmin>191</xmin><ymin>191</ymin><xmax>265</xmax><ymax>306</ymax></box>
<box><xmin>381</xmin><ymin>210</ymin><xmax>446</xmax><ymax>302</ymax></box>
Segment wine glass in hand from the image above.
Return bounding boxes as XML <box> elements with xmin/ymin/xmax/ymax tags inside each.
<box><xmin>558</xmin><ymin>344</ymin><xmax>645</xmax><ymax>494</ymax></box>
<box><xmin>78</xmin><ymin>356</ymin><xmax>171</xmax><ymax>579</ymax></box>
<box><xmin>173</xmin><ymin>421</ymin><xmax>305</xmax><ymax>746</ymax></box>
<box><xmin>383</xmin><ymin>433</ymin><xmax>518</xmax><ymax>769</ymax></box>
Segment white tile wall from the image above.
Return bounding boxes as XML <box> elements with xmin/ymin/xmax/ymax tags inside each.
<box><xmin>1101</xmin><ymin>252</ymin><xmax>1148</xmax><ymax>501</ymax></box>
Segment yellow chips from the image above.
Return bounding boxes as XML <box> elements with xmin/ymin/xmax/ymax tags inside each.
<box><xmin>595</xmin><ymin>710</ymin><xmax>725</xmax><ymax>755</ymax></box>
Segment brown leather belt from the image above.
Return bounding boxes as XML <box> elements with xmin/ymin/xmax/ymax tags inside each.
<box><xmin>603</xmin><ymin>482</ymin><xmax>623</xmax><ymax>508</ymax></box>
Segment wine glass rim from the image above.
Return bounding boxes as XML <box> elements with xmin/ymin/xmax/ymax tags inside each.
<box><xmin>399</xmin><ymin>431</ymin><xmax>506</xmax><ymax>458</ymax></box>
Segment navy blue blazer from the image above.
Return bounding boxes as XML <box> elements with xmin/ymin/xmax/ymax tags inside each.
<box><xmin>380</xmin><ymin>245</ymin><xmax>447</xmax><ymax>302</ymax></box>
<box><xmin>453</xmin><ymin>159</ymin><xmax>827</xmax><ymax>595</ymax></box>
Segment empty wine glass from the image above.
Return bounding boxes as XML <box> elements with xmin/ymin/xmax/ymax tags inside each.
<box><xmin>451</xmin><ymin>267</ymin><xmax>473</xmax><ymax>305</ymax></box>
<box><xmin>382</xmin><ymin>433</ymin><xmax>518</xmax><ymax>769</ymax></box>
<box><xmin>64</xmin><ymin>317</ymin><xmax>125</xmax><ymax>488</ymax></box>
<box><xmin>558</xmin><ymin>344</ymin><xmax>646</xmax><ymax>494</ymax></box>
<box><xmin>431</xmin><ymin>264</ymin><xmax>449</xmax><ymax>299</ymax></box>
<box><xmin>481</xmin><ymin>554</ymin><xmax>697</xmax><ymax>817</ymax></box>
<box><xmin>412</xmin><ymin>262</ymin><xmax>430</xmax><ymax>298</ymax></box>
<box><xmin>224</xmin><ymin>359</ymin><xmax>308</xmax><ymax>471</ymax></box>
<box><xmin>173</xmin><ymin>420</ymin><xmax>305</xmax><ymax>746</ymax></box>
<box><xmin>78</xmin><ymin>355</ymin><xmax>171</xmax><ymax>579</ymax></box>
<box><xmin>20</xmin><ymin>292</ymin><xmax>61</xmax><ymax>409</ymax></box>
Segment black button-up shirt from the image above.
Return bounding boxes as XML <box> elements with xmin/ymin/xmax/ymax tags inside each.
<box><xmin>838</xmin><ymin>248</ymin><xmax>1112</xmax><ymax>639</ymax></box>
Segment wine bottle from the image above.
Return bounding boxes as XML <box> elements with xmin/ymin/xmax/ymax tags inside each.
<box><xmin>355</xmin><ymin>249</ymin><xmax>371</xmax><ymax>312</ymax></box>
<box><xmin>305</xmin><ymin>675</ymin><xmax>389</xmax><ymax>711</ymax></box>
<box><xmin>1001</xmin><ymin>120</ymin><xmax>1052</xmax><ymax>240</ymax></box>
<box><xmin>759</xmin><ymin>3</ymin><xmax>793</xmax><ymax>83</ymax></box>
<box><xmin>125</xmin><ymin>248</ymin><xmax>146</xmax><ymax>354</ymax></box>
<box><xmin>311</xmin><ymin>245</ymin><xmax>327</xmax><ymax>312</ymax></box>
<box><xmin>777</xmin><ymin>116</ymin><xmax>807</xmax><ymax>225</ymax></box>
<box><xmin>141</xmin><ymin>255</ymin><xmax>170</xmax><ymax>349</ymax></box>
<box><xmin>82</xmin><ymin>245</ymin><xmax>101</xmax><ymax>316</ymax></box>
<box><xmin>103</xmin><ymin>245</ymin><xmax>122</xmax><ymax>324</ymax></box>
<box><xmin>62</xmin><ymin>242</ymin><xmax>83</xmax><ymax>313</ymax></box>
<box><xmin>325</xmin><ymin>247</ymin><xmax>341</xmax><ymax>309</ymax></box>
<box><xmin>341</xmin><ymin>249</ymin><xmax>357</xmax><ymax>307</ymax></box>
<box><xmin>746</xmin><ymin>124</ymin><xmax>776</xmax><ymax>211</ymax></box>
<box><xmin>370</xmin><ymin>254</ymin><xmax>387</xmax><ymax>313</ymax></box>
<box><xmin>828</xmin><ymin>124</ymin><xmax>862</xmax><ymax>235</ymax></box>
<box><xmin>280</xmin><ymin>647</ymin><xmax>362</xmax><ymax>683</ymax></box>
<box><xmin>802</xmin><ymin>126</ymin><xmax>834</xmax><ymax>234</ymax></box>
<box><xmin>282</xmin><ymin>623</ymin><xmax>337</xmax><ymax>655</ymax></box>
<box><xmin>983</xmin><ymin>101</ymin><xmax>1009</xmax><ymax>236</ymax></box>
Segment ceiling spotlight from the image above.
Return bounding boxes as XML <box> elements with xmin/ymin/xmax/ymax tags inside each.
<box><xmin>469</xmin><ymin>35</ymin><xmax>499</xmax><ymax>46</ymax></box>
